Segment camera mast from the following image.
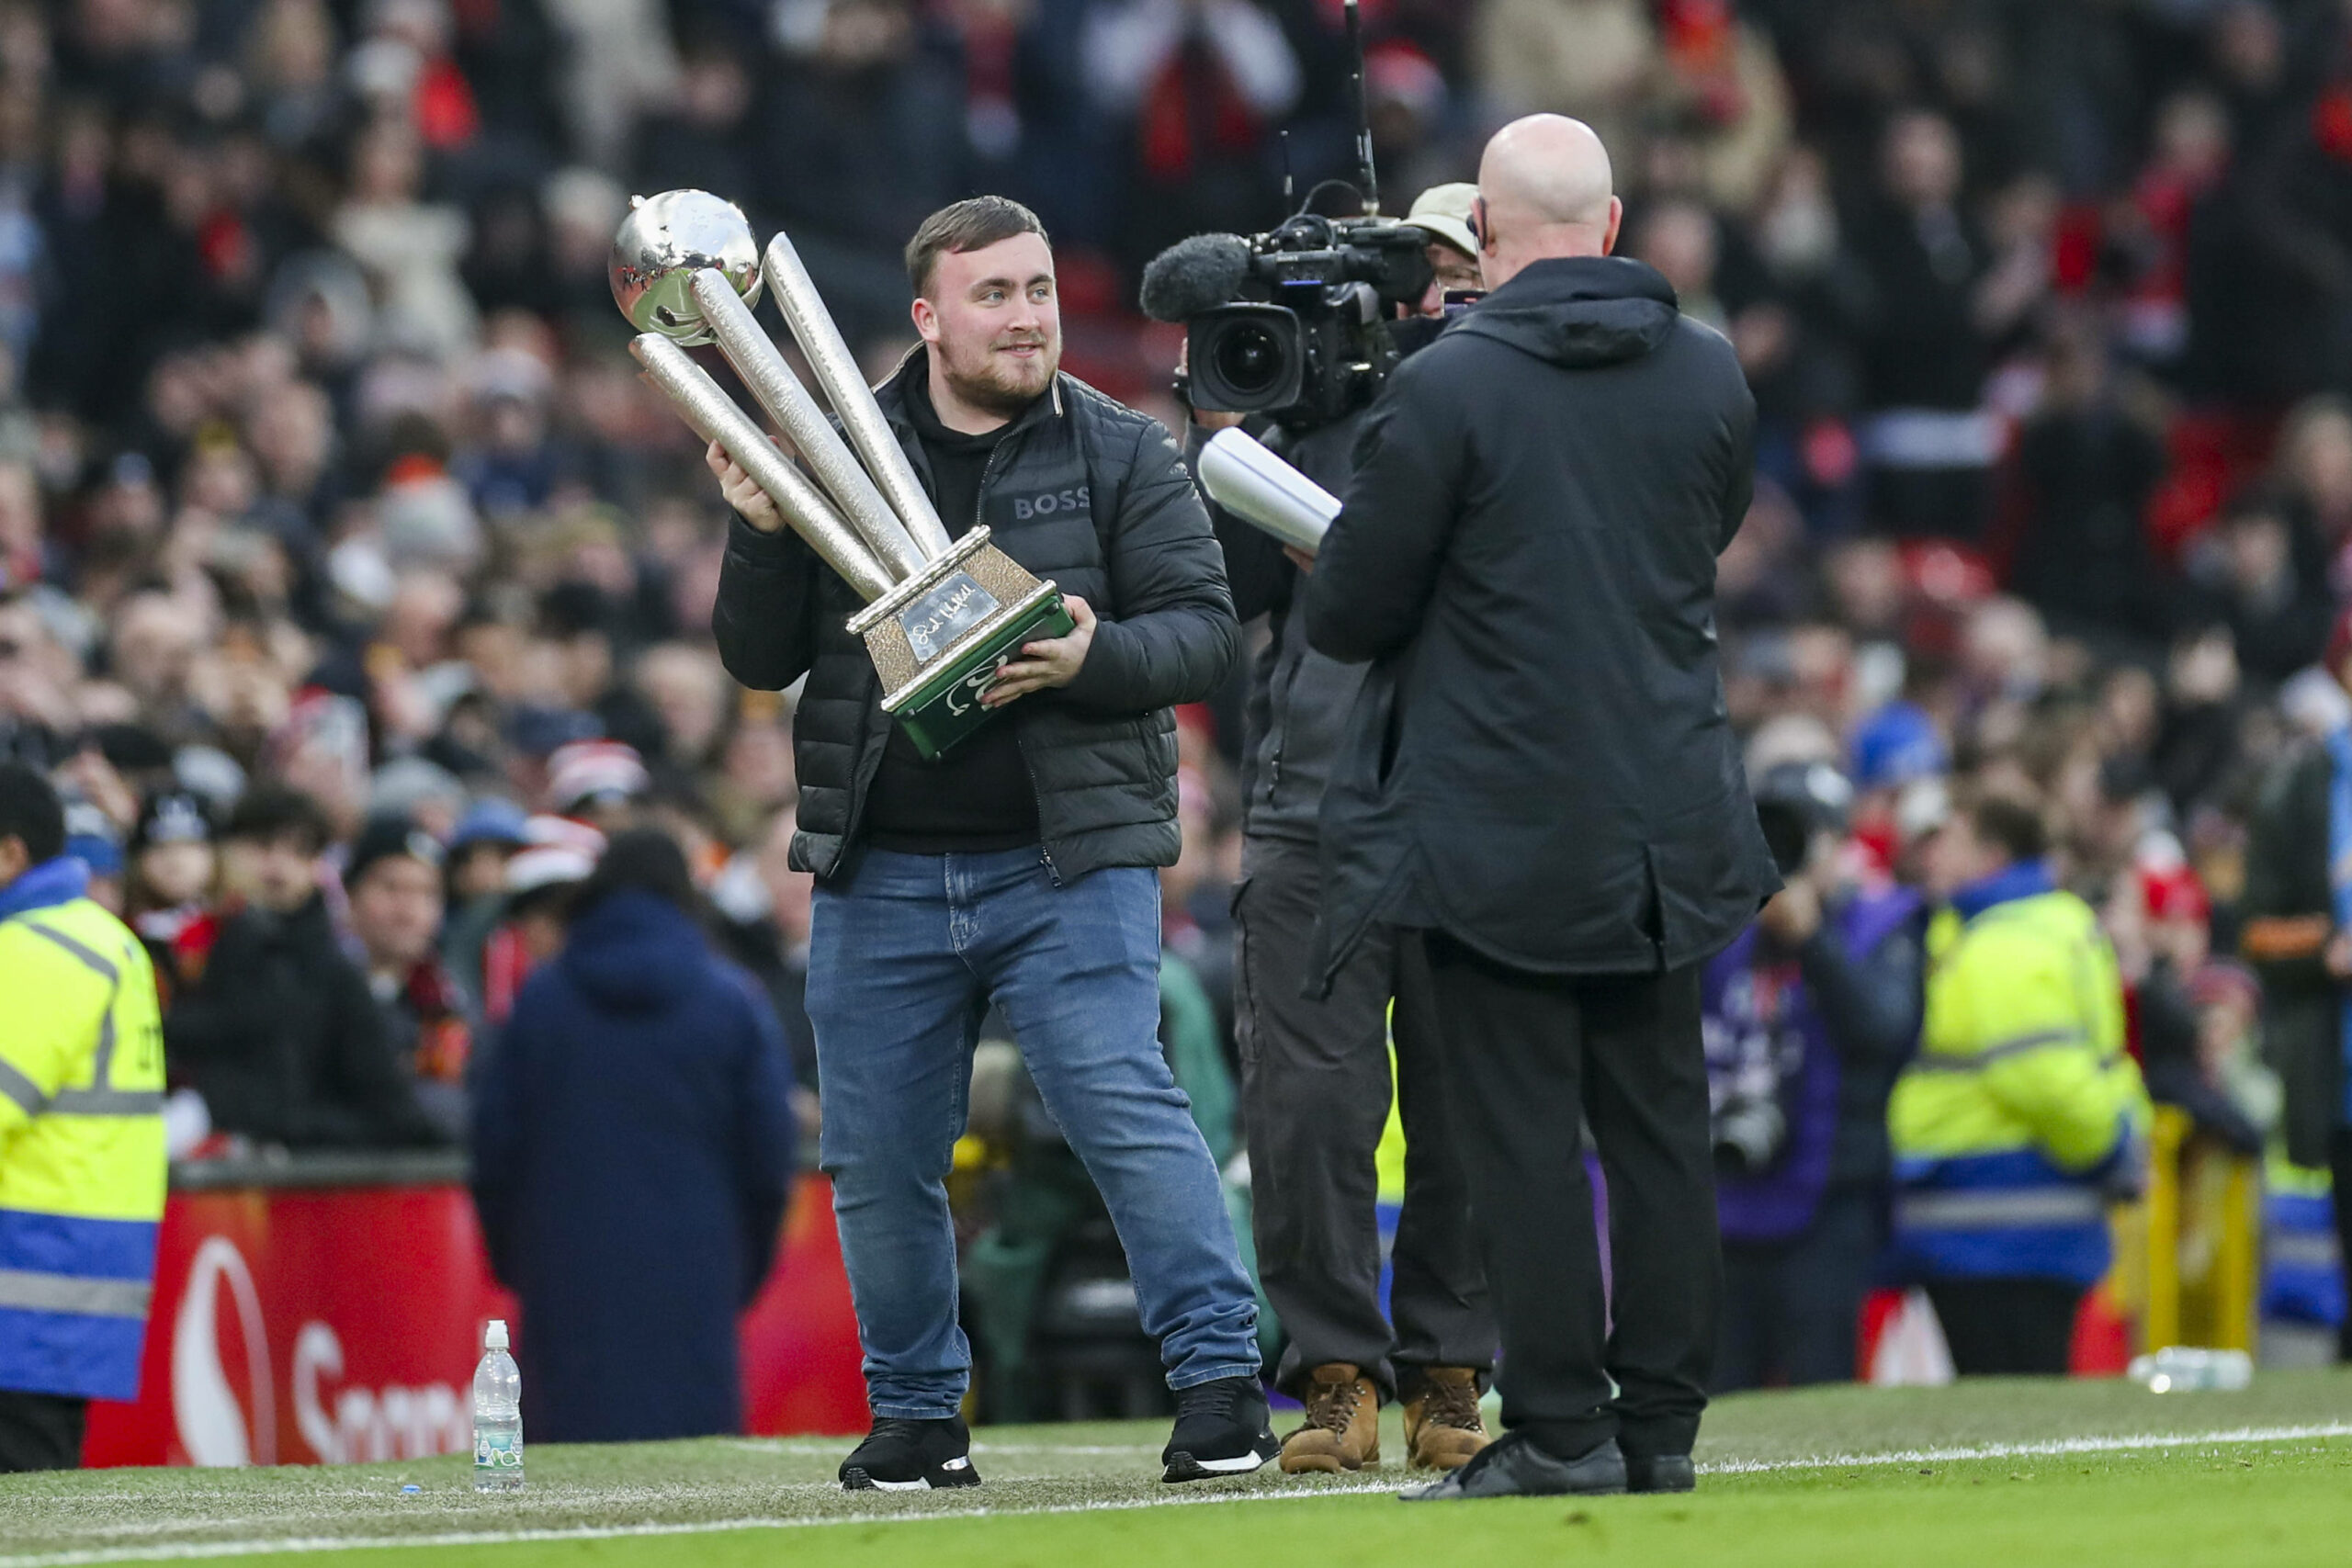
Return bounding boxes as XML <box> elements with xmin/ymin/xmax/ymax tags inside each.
<box><xmin>1346</xmin><ymin>0</ymin><xmax>1379</xmax><ymax>216</ymax></box>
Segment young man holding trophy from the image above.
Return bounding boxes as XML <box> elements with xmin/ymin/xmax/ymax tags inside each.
<box><xmin>679</xmin><ymin>196</ymin><xmax>1275</xmax><ymax>1491</ymax></box>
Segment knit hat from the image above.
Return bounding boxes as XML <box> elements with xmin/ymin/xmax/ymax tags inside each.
<box><xmin>450</xmin><ymin>797</ymin><xmax>530</xmax><ymax>851</ymax></box>
<box><xmin>345</xmin><ymin>814</ymin><xmax>446</xmax><ymax>891</ymax></box>
<box><xmin>545</xmin><ymin>740</ymin><xmax>649</xmax><ymax>815</ymax></box>
<box><xmin>131</xmin><ymin>790</ymin><xmax>216</xmax><ymax>853</ymax></box>
<box><xmin>63</xmin><ymin>800</ymin><xmax>123</xmax><ymax>877</ymax></box>
<box><xmin>1849</xmin><ymin>701</ymin><xmax>1949</xmax><ymax>793</ymax></box>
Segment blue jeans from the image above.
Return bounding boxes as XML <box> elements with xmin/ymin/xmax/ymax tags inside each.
<box><xmin>808</xmin><ymin>845</ymin><xmax>1262</xmax><ymax>1419</ymax></box>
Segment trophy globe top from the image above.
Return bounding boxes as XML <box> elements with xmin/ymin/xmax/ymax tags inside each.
<box><xmin>610</xmin><ymin>189</ymin><xmax>764</xmax><ymax>345</ymax></box>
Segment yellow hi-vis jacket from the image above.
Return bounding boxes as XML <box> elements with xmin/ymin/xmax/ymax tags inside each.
<box><xmin>0</xmin><ymin>875</ymin><xmax>166</xmax><ymax>1401</ymax></box>
<box><xmin>1889</xmin><ymin>877</ymin><xmax>2149</xmax><ymax>1287</ymax></box>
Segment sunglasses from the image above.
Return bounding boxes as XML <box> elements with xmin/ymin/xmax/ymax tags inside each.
<box><xmin>1470</xmin><ymin>196</ymin><xmax>1487</xmax><ymax>248</ymax></box>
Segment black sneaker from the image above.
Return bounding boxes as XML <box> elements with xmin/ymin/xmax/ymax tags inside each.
<box><xmin>1161</xmin><ymin>1376</ymin><xmax>1281</xmax><ymax>1483</ymax></box>
<box><xmin>1398</xmin><ymin>1432</ymin><xmax>1627</xmax><ymax>1501</ymax></box>
<box><xmin>1625</xmin><ymin>1452</ymin><xmax>1695</xmax><ymax>1494</ymax></box>
<box><xmin>839</xmin><ymin>1416</ymin><xmax>981</xmax><ymax>1492</ymax></box>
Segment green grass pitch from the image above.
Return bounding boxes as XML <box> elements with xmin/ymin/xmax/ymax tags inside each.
<box><xmin>6</xmin><ymin>1372</ymin><xmax>2352</xmax><ymax>1567</ymax></box>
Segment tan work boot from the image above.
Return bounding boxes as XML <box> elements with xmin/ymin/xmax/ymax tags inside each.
<box><xmin>1402</xmin><ymin>1367</ymin><xmax>1491</xmax><ymax>1471</ymax></box>
<box><xmin>1278</xmin><ymin>1363</ymin><xmax>1381</xmax><ymax>1473</ymax></box>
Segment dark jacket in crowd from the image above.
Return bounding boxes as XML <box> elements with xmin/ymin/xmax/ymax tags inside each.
<box><xmin>1302</xmin><ymin>255</ymin><xmax>1780</xmax><ymax>983</ymax></box>
<box><xmin>470</xmin><ymin>889</ymin><xmax>797</xmax><ymax>1443</ymax></box>
<box><xmin>1804</xmin><ymin>896</ymin><xmax>1928</xmax><ymax>1189</ymax></box>
<box><xmin>1195</xmin><ymin>411</ymin><xmax>1369</xmax><ymax>847</ymax></box>
<box><xmin>1847</xmin><ymin>202</ymin><xmax>1992</xmax><ymax>413</ymax></box>
<box><xmin>713</xmin><ymin>348</ymin><xmax>1239</xmax><ymax>884</ymax></box>
<box><xmin>2245</xmin><ymin>741</ymin><xmax>2340</xmax><ymax>1169</ymax></box>
<box><xmin>164</xmin><ymin>896</ymin><xmax>445</xmax><ymax>1149</ymax></box>
<box><xmin>2005</xmin><ymin>401</ymin><xmax>2173</xmax><ymax>649</ymax></box>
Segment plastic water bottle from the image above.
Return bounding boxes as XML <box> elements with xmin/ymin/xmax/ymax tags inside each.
<box><xmin>2126</xmin><ymin>1346</ymin><xmax>2254</xmax><ymax>1393</ymax></box>
<box><xmin>472</xmin><ymin>1319</ymin><xmax>525</xmax><ymax>1492</ymax></box>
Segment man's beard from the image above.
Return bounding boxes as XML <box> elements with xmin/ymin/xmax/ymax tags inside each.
<box><xmin>940</xmin><ymin>334</ymin><xmax>1058</xmax><ymax>418</ymax></box>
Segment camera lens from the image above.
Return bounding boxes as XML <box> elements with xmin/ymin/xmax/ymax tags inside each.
<box><xmin>1188</xmin><ymin>305</ymin><xmax>1302</xmax><ymax>415</ymax></box>
<box><xmin>1213</xmin><ymin>325</ymin><xmax>1284</xmax><ymax>397</ymax></box>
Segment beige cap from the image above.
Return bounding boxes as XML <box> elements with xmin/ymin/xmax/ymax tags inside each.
<box><xmin>1407</xmin><ymin>182</ymin><xmax>1480</xmax><ymax>261</ymax></box>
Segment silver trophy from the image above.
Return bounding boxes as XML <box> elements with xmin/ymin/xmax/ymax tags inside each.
<box><xmin>613</xmin><ymin>191</ymin><xmax>1072</xmax><ymax>758</ymax></box>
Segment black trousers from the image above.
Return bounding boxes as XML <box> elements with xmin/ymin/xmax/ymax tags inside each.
<box><xmin>0</xmin><ymin>1389</ymin><xmax>87</xmax><ymax>1473</ymax></box>
<box><xmin>1422</xmin><ymin>933</ymin><xmax>1720</xmax><ymax>1460</ymax></box>
<box><xmin>2331</xmin><ymin>1128</ymin><xmax>2352</xmax><ymax>1362</ymax></box>
<box><xmin>1925</xmin><ymin>1279</ymin><xmax>2083</xmax><ymax>1375</ymax></box>
<box><xmin>1715</xmin><ymin>1184</ymin><xmax>1885</xmax><ymax>1392</ymax></box>
<box><xmin>1235</xmin><ymin>840</ymin><xmax>1493</xmax><ymax>1400</ymax></box>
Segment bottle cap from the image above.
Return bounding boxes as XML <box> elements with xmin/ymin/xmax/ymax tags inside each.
<box><xmin>486</xmin><ymin>1319</ymin><xmax>509</xmax><ymax>1350</ymax></box>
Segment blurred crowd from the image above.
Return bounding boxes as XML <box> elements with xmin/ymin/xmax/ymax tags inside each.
<box><xmin>7</xmin><ymin>0</ymin><xmax>2352</xmax><ymax>1363</ymax></box>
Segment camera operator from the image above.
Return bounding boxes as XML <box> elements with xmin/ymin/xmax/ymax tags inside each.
<box><xmin>1705</xmin><ymin>761</ymin><xmax>1923</xmax><ymax>1393</ymax></box>
<box><xmin>1404</xmin><ymin>185</ymin><xmax>1487</xmax><ymax>315</ymax></box>
<box><xmin>1179</xmin><ymin>180</ymin><xmax>1497</xmax><ymax>1477</ymax></box>
<box><xmin>1300</xmin><ymin>115</ymin><xmax>1780</xmax><ymax>1501</ymax></box>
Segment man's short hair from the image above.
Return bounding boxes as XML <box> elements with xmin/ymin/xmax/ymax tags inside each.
<box><xmin>0</xmin><ymin>762</ymin><xmax>65</xmax><ymax>864</ymax></box>
<box><xmin>1964</xmin><ymin>789</ymin><xmax>2048</xmax><ymax>865</ymax></box>
<box><xmin>223</xmin><ymin>784</ymin><xmax>333</xmax><ymax>853</ymax></box>
<box><xmin>905</xmin><ymin>197</ymin><xmax>1051</xmax><ymax>299</ymax></box>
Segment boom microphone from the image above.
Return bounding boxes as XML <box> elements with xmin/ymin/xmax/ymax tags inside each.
<box><xmin>1139</xmin><ymin>232</ymin><xmax>1253</xmax><ymax>323</ymax></box>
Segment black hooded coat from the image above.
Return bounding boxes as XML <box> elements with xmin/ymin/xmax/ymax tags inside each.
<box><xmin>1302</xmin><ymin>255</ymin><xmax>1779</xmax><ymax>987</ymax></box>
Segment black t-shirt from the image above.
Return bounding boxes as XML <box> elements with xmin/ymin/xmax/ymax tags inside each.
<box><xmin>859</xmin><ymin>375</ymin><xmax>1044</xmax><ymax>854</ymax></box>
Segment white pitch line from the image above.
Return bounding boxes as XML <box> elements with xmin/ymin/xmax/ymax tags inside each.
<box><xmin>0</xmin><ymin>1479</ymin><xmax>1399</xmax><ymax>1568</ymax></box>
<box><xmin>5</xmin><ymin>1422</ymin><xmax>2348</xmax><ymax>1568</ymax></box>
<box><xmin>1700</xmin><ymin>1420</ymin><xmax>2352</xmax><ymax>1475</ymax></box>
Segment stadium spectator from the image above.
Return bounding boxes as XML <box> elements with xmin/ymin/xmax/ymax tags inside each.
<box><xmin>1889</xmin><ymin>790</ymin><xmax>2151</xmax><ymax>1376</ymax></box>
<box><xmin>343</xmin><ymin>814</ymin><xmax>474</xmax><ymax>1142</ymax></box>
<box><xmin>1083</xmin><ymin>0</ymin><xmax>1302</xmax><ymax>276</ymax></box>
<box><xmin>61</xmin><ymin>797</ymin><xmax>125</xmax><ymax>915</ymax></box>
<box><xmin>758</xmin><ymin>0</ymin><xmax>972</xmax><ymax>347</ymax></box>
<box><xmin>437</xmin><ymin>795</ymin><xmax>529</xmax><ymax>1002</ymax></box>
<box><xmin>2191</xmin><ymin>488</ymin><xmax>2334</xmax><ymax>688</ymax></box>
<box><xmin>470</xmin><ymin>828</ymin><xmax>797</xmax><ymax>1441</ymax></box>
<box><xmin>2243</xmin><ymin>607</ymin><xmax>2352</xmax><ymax>1358</ymax></box>
<box><xmin>2120</xmin><ymin>851</ymin><xmax>2265</xmax><ymax>1158</ymax></box>
<box><xmin>1709</xmin><ymin>760</ymin><xmax>1923</xmax><ymax>1393</ymax></box>
<box><xmin>476</xmin><ymin>817</ymin><xmax>601</xmax><ymax>1028</ymax></box>
<box><xmin>708</xmin><ymin>807</ymin><xmax>818</xmax><ymax>1110</ymax></box>
<box><xmin>164</xmin><ymin>785</ymin><xmax>446</xmax><ymax>1150</ymax></box>
<box><xmin>125</xmin><ymin>789</ymin><xmax>217</xmax><ymax>1000</ymax></box>
<box><xmin>1849</xmin><ymin>109</ymin><xmax>2014</xmax><ymax>541</ymax></box>
<box><xmin>2002</xmin><ymin>319</ymin><xmax>2174</xmax><ymax>656</ymax></box>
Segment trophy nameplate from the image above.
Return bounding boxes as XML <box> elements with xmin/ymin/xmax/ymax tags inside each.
<box><xmin>849</xmin><ymin>527</ymin><xmax>1072</xmax><ymax>760</ymax></box>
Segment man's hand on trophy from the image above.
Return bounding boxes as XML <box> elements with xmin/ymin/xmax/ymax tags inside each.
<box><xmin>983</xmin><ymin>595</ymin><xmax>1097</xmax><ymax>707</ymax></box>
<box><xmin>705</xmin><ymin>439</ymin><xmax>784</xmax><ymax>534</ymax></box>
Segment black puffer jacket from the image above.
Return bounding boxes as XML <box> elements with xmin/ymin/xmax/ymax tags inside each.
<box><xmin>1193</xmin><ymin>412</ymin><xmax>1367</xmax><ymax>847</ymax></box>
<box><xmin>1303</xmin><ymin>255</ymin><xmax>1779</xmax><ymax>983</ymax></box>
<box><xmin>714</xmin><ymin>349</ymin><xmax>1238</xmax><ymax>883</ymax></box>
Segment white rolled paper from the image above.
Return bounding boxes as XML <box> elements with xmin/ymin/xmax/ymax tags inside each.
<box><xmin>1197</xmin><ymin>427</ymin><xmax>1341</xmax><ymax>555</ymax></box>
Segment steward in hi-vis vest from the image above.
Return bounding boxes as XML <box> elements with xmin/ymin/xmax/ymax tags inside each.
<box><xmin>1889</xmin><ymin>791</ymin><xmax>2148</xmax><ymax>1376</ymax></box>
<box><xmin>0</xmin><ymin>764</ymin><xmax>166</xmax><ymax>1472</ymax></box>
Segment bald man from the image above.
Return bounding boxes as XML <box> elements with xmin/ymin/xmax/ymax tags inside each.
<box><xmin>1300</xmin><ymin>116</ymin><xmax>1779</xmax><ymax>1501</ymax></box>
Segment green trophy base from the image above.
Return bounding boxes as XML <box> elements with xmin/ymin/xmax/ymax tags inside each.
<box><xmin>883</xmin><ymin>588</ymin><xmax>1073</xmax><ymax>760</ymax></box>
<box><xmin>850</xmin><ymin>526</ymin><xmax>1072</xmax><ymax>761</ymax></box>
